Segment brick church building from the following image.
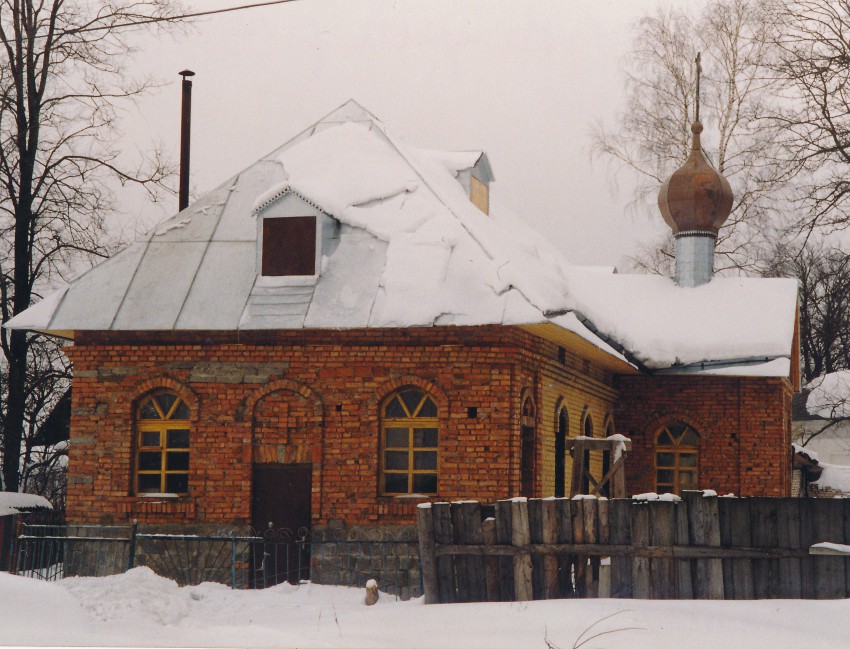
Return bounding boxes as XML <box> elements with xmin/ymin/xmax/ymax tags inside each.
<box><xmin>8</xmin><ymin>101</ymin><xmax>799</xmax><ymax>538</ymax></box>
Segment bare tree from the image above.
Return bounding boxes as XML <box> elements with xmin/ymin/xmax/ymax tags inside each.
<box><xmin>770</xmin><ymin>1</ymin><xmax>850</xmax><ymax>233</ymax></box>
<box><xmin>0</xmin><ymin>1</ymin><xmax>181</xmax><ymax>493</ymax></box>
<box><xmin>764</xmin><ymin>240</ymin><xmax>850</xmax><ymax>383</ymax></box>
<box><xmin>592</xmin><ymin>0</ymin><xmax>793</xmax><ymax>275</ymax></box>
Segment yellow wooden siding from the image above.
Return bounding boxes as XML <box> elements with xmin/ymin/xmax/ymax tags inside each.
<box><xmin>537</xmin><ymin>353</ymin><xmax>618</xmax><ymax>498</ymax></box>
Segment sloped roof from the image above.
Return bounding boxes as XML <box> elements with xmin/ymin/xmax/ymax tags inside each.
<box><xmin>6</xmin><ymin>100</ymin><xmax>798</xmax><ymax>375</ymax></box>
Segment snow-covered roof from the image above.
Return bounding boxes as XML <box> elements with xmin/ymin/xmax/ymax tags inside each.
<box><xmin>0</xmin><ymin>492</ymin><xmax>52</xmax><ymax>517</ymax></box>
<box><xmin>5</xmin><ymin>100</ymin><xmax>798</xmax><ymax>375</ymax></box>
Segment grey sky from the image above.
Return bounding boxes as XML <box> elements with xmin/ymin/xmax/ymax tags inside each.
<box><xmin>121</xmin><ymin>0</ymin><xmax>692</xmax><ymax>266</ymax></box>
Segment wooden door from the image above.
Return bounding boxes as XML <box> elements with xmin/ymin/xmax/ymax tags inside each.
<box><xmin>251</xmin><ymin>463</ymin><xmax>312</xmax><ymax>586</ymax></box>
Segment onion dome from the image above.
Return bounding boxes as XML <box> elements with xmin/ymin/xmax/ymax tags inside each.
<box><xmin>657</xmin><ymin>120</ymin><xmax>733</xmax><ymax>235</ymax></box>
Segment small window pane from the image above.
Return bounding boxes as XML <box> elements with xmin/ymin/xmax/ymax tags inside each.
<box><xmin>414</xmin><ymin>451</ymin><xmax>437</xmax><ymax>470</ymax></box>
<box><xmin>584</xmin><ymin>418</ymin><xmax>593</xmax><ymax>437</ymax></box>
<box><xmin>172</xmin><ymin>401</ymin><xmax>190</xmax><ymax>420</ymax></box>
<box><xmin>155</xmin><ymin>393</ymin><xmax>178</xmax><ymax>418</ymax></box>
<box><xmin>679</xmin><ymin>470</ymin><xmax>697</xmax><ymax>485</ymax></box>
<box><xmin>667</xmin><ymin>423</ymin><xmax>686</xmax><ymax>438</ymax></box>
<box><xmin>139</xmin><ymin>452</ymin><xmax>162</xmax><ymax>471</ymax></box>
<box><xmin>522</xmin><ymin>398</ymin><xmax>535</xmax><ymax>417</ymax></box>
<box><xmin>384</xmin><ymin>397</ymin><xmax>406</xmax><ymax>419</ymax></box>
<box><xmin>385</xmin><ymin>428</ymin><xmax>409</xmax><ymax>448</ymax></box>
<box><xmin>681</xmin><ymin>429</ymin><xmax>699</xmax><ymax>446</ymax></box>
<box><xmin>657</xmin><ymin>469</ymin><xmax>675</xmax><ymax>483</ymax></box>
<box><xmin>138</xmin><ymin>474</ymin><xmax>161</xmax><ymax>492</ymax></box>
<box><xmin>139</xmin><ymin>400</ymin><xmax>160</xmax><ymax>420</ymax></box>
<box><xmin>414</xmin><ymin>428</ymin><xmax>438</xmax><ymax>448</ymax></box>
<box><xmin>417</xmin><ymin>397</ymin><xmax>437</xmax><ymax>418</ymax></box>
<box><xmin>657</xmin><ymin>430</ymin><xmax>674</xmax><ymax>445</ymax></box>
<box><xmin>167</xmin><ymin>452</ymin><xmax>189</xmax><ymax>471</ymax></box>
<box><xmin>385</xmin><ymin>451</ymin><xmax>409</xmax><ymax>470</ymax></box>
<box><xmin>656</xmin><ymin>452</ymin><xmax>675</xmax><ymax>467</ymax></box>
<box><xmin>413</xmin><ymin>474</ymin><xmax>438</xmax><ymax>494</ymax></box>
<box><xmin>384</xmin><ymin>473</ymin><xmax>408</xmax><ymax>494</ymax></box>
<box><xmin>141</xmin><ymin>431</ymin><xmax>160</xmax><ymax>447</ymax></box>
<box><xmin>167</xmin><ymin>429</ymin><xmax>190</xmax><ymax>449</ymax></box>
<box><xmin>401</xmin><ymin>390</ymin><xmax>424</xmax><ymax>416</ymax></box>
<box><xmin>679</xmin><ymin>453</ymin><xmax>698</xmax><ymax>467</ymax></box>
<box><xmin>166</xmin><ymin>474</ymin><xmax>189</xmax><ymax>493</ymax></box>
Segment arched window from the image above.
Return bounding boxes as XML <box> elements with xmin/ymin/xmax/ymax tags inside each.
<box><xmin>581</xmin><ymin>410</ymin><xmax>594</xmax><ymax>494</ymax></box>
<box><xmin>520</xmin><ymin>395</ymin><xmax>536</xmax><ymax>497</ymax></box>
<box><xmin>555</xmin><ymin>406</ymin><xmax>568</xmax><ymax>498</ymax></box>
<box><xmin>136</xmin><ymin>390</ymin><xmax>191</xmax><ymax>494</ymax></box>
<box><xmin>655</xmin><ymin>422</ymin><xmax>699</xmax><ymax>495</ymax></box>
<box><xmin>381</xmin><ymin>388</ymin><xmax>439</xmax><ymax>495</ymax></box>
<box><xmin>601</xmin><ymin>417</ymin><xmax>615</xmax><ymax>498</ymax></box>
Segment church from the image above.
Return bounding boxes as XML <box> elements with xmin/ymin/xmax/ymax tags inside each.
<box><xmin>7</xmin><ymin>101</ymin><xmax>799</xmax><ymax>538</ymax></box>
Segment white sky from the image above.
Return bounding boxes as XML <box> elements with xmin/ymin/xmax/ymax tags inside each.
<box><xmin>118</xmin><ymin>0</ymin><xmax>694</xmax><ymax>267</ymax></box>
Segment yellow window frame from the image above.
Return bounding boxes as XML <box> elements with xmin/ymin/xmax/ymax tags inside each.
<box><xmin>381</xmin><ymin>389</ymin><xmax>439</xmax><ymax>495</ymax></box>
<box><xmin>136</xmin><ymin>392</ymin><xmax>191</xmax><ymax>495</ymax></box>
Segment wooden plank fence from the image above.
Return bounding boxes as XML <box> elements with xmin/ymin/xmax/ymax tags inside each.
<box><xmin>416</xmin><ymin>494</ymin><xmax>850</xmax><ymax>603</ymax></box>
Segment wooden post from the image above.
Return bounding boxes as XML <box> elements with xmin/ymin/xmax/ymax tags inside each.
<box><xmin>556</xmin><ymin>498</ymin><xmax>574</xmax><ymax>597</ymax></box>
<box><xmin>495</xmin><ymin>500</ymin><xmax>514</xmax><ymax>600</ymax></box>
<box><xmin>675</xmin><ymin>498</ymin><xmax>693</xmax><ymax>599</ymax></box>
<box><xmin>528</xmin><ymin>499</ymin><xmax>545</xmax><ymax>599</ymax></box>
<box><xmin>460</xmin><ymin>501</ymin><xmax>487</xmax><ymax>602</ymax></box>
<box><xmin>724</xmin><ymin>498</ymin><xmax>754</xmax><ymax>599</ymax></box>
<box><xmin>583</xmin><ymin>498</ymin><xmax>599</xmax><ymax>597</ymax></box>
<box><xmin>686</xmin><ymin>491</ymin><xmax>724</xmax><ymax>599</ymax></box>
<box><xmin>541</xmin><ymin>499</ymin><xmax>559</xmax><ymax>598</ymax></box>
<box><xmin>649</xmin><ymin>501</ymin><xmax>675</xmax><ymax>599</ymax></box>
<box><xmin>432</xmin><ymin>502</ymin><xmax>456</xmax><ymax>603</ymax></box>
<box><xmin>510</xmin><ymin>499</ymin><xmax>534</xmax><ymax>601</ymax></box>
<box><xmin>812</xmin><ymin>498</ymin><xmax>845</xmax><ymax>599</ymax></box>
<box><xmin>608</xmin><ymin>499</ymin><xmax>632</xmax><ymax>598</ymax></box>
<box><xmin>776</xmin><ymin>498</ymin><xmax>801</xmax><ymax>598</ymax></box>
<box><xmin>416</xmin><ymin>504</ymin><xmax>440</xmax><ymax>604</ymax></box>
<box><xmin>631</xmin><ymin>502</ymin><xmax>651</xmax><ymax>598</ymax></box>
<box><xmin>482</xmin><ymin>517</ymin><xmax>500</xmax><ymax>602</ymax></box>
<box><xmin>751</xmin><ymin>497</ymin><xmax>780</xmax><ymax>598</ymax></box>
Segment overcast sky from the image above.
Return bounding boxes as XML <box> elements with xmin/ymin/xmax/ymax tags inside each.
<box><xmin>120</xmin><ymin>0</ymin><xmax>695</xmax><ymax>267</ymax></box>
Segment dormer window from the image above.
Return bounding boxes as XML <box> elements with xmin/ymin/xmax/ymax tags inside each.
<box><xmin>470</xmin><ymin>176</ymin><xmax>489</xmax><ymax>215</ymax></box>
<box><xmin>262</xmin><ymin>216</ymin><xmax>317</xmax><ymax>276</ymax></box>
<box><xmin>454</xmin><ymin>152</ymin><xmax>493</xmax><ymax>216</ymax></box>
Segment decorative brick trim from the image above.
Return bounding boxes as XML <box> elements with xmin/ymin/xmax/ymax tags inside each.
<box><xmin>244</xmin><ymin>378</ymin><xmax>324</xmax><ymax>420</ymax></box>
<box><xmin>372</xmin><ymin>376</ymin><xmax>449</xmax><ymax>414</ymax></box>
<box><xmin>639</xmin><ymin>411</ymin><xmax>711</xmax><ymax>442</ymax></box>
<box><xmin>124</xmin><ymin>377</ymin><xmax>200</xmax><ymax>421</ymax></box>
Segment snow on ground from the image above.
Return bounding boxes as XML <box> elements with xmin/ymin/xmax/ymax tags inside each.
<box><xmin>2</xmin><ymin>567</ymin><xmax>849</xmax><ymax>648</ymax></box>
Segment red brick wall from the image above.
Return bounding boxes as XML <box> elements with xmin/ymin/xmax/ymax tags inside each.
<box><xmin>64</xmin><ymin>327</ymin><xmax>540</xmax><ymax>527</ymax></box>
<box><xmin>614</xmin><ymin>375</ymin><xmax>793</xmax><ymax>497</ymax></box>
<box><xmin>63</xmin><ymin>327</ymin><xmax>793</xmax><ymax>530</ymax></box>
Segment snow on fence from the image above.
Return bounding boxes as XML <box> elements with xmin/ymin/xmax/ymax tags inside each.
<box><xmin>416</xmin><ymin>494</ymin><xmax>850</xmax><ymax>603</ymax></box>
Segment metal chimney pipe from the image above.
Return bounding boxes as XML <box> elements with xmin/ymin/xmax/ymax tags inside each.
<box><xmin>178</xmin><ymin>69</ymin><xmax>195</xmax><ymax>212</ymax></box>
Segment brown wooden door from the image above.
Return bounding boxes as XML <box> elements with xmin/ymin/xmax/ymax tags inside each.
<box><xmin>251</xmin><ymin>463</ymin><xmax>312</xmax><ymax>586</ymax></box>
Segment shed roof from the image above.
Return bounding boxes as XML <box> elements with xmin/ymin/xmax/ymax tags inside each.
<box><xmin>6</xmin><ymin>100</ymin><xmax>798</xmax><ymax>376</ymax></box>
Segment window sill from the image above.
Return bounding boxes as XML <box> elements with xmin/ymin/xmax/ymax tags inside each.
<box><xmin>125</xmin><ymin>496</ymin><xmax>196</xmax><ymax>518</ymax></box>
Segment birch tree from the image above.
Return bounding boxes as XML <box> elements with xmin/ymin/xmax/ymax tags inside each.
<box><xmin>0</xmin><ymin>1</ymin><xmax>181</xmax><ymax>494</ymax></box>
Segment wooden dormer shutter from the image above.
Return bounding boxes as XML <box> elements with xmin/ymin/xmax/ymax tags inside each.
<box><xmin>262</xmin><ymin>216</ymin><xmax>317</xmax><ymax>276</ymax></box>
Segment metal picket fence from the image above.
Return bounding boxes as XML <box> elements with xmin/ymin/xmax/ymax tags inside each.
<box><xmin>9</xmin><ymin>523</ymin><xmax>422</xmax><ymax>598</ymax></box>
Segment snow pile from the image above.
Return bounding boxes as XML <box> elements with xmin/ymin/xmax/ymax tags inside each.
<box><xmin>0</xmin><ymin>491</ymin><xmax>52</xmax><ymax>516</ymax></box>
<box><xmin>2</xmin><ymin>567</ymin><xmax>850</xmax><ymax>648</ymax></box>
<box><xmin>632</xmin><ymin>492</ymin><xmax>682</xmax><ymax>502</ymax></box>
<box><xmin>807</xmin><ymin>370</ymin><xmax>850</xmax><ymax>419</ymax></box>
<box><xmin>793</xmin><ymin>443</ymin><xmax>820</xmax><ymax>462</ymax></box>
<box><xmin>813</xmin><ymin>462</ymin><xmax>850</xmax><ymax>494</ymax></box>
